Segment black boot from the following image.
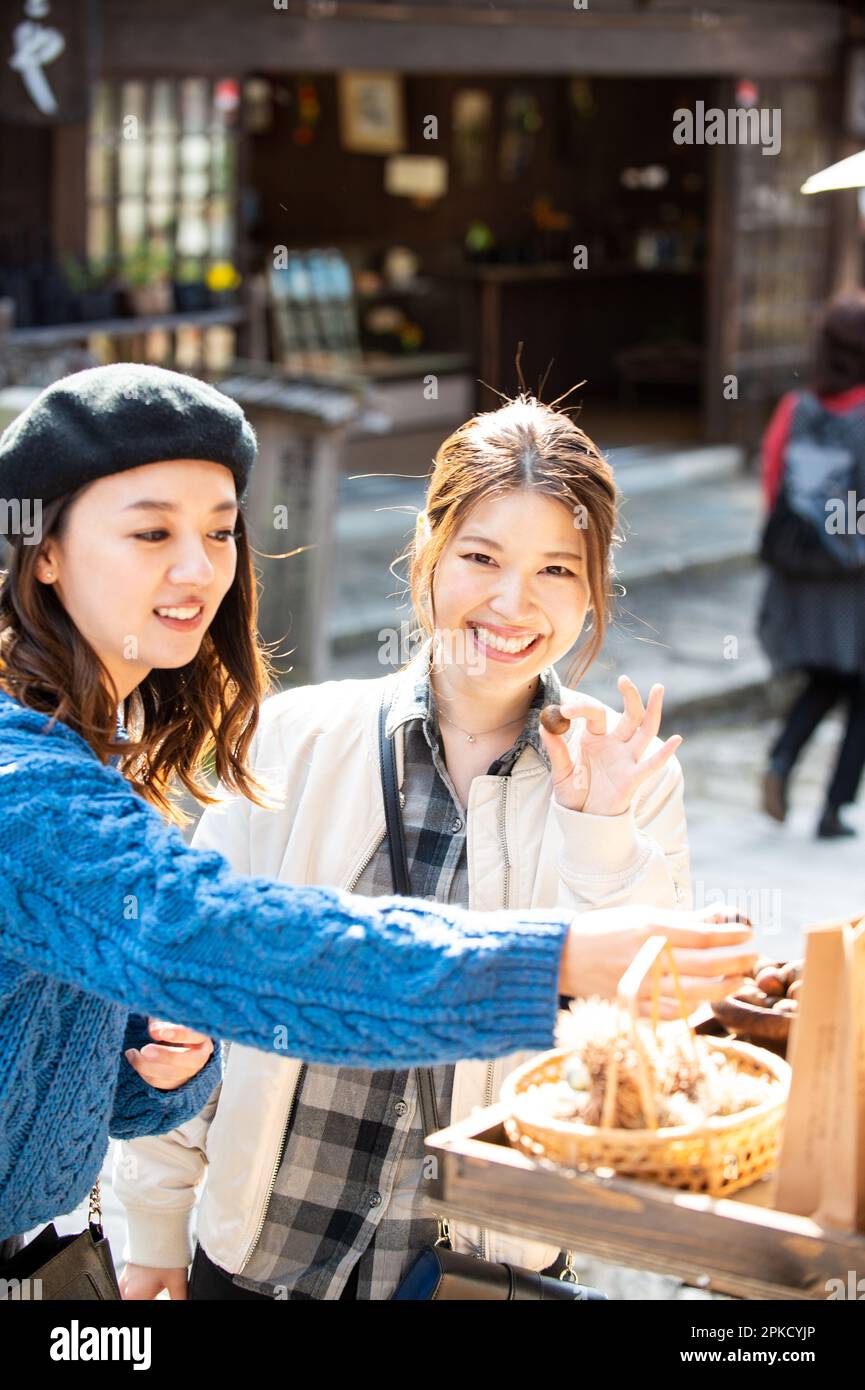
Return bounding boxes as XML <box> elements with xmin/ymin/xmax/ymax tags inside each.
<box><xmin>816</xmin><ymin>805</ymin><xmax>857</xmax><ymax>839</ymax></box>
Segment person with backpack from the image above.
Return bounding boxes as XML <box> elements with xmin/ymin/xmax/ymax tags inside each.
<box><xmin>758</xmin><ymin>293</ymin><xmax>865</xmax><ymax>838</ymax></box>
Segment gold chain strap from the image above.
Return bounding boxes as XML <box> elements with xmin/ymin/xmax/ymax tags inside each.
<box><xmin>434</xmin><ymin>1215</ymin><xmax>451</xmax><ymax>1247</ymax></box>
<box><xmin>87</xmin><ymin>1177</ymin><xmax>102</xmax><ymax>1226</ymax></box>
<box><xmin>559</xmin><ymin>1250</ymin><xmax>579</xmax><ymax>1283</ymax></box>
<box><xmin>438</xmin><ymin>1212</ymin><xmax>579</xmax><ymax>1281</ymax></box>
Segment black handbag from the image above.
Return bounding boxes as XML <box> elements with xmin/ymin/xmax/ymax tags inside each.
<box><xmin>759</xmin><ymin>486</ymin><xmax>845</xmax><ymax>579</ymax></box>
<box><xmin>0</xmin><ymin>1179</ymin><xmax>121</xmax><ymax>1301</ymax></box>
<box><xmin>378</xmin><ymin>691</ymin><xmax>605</xmax><ymax>1302</ymax></box>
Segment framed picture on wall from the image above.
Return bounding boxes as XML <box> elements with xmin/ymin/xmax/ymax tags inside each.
<box><xmin>338</xmin><ymin>70</ymin><xmax>406</xmax><ymax>153</ymax></box>
<box><xmin>452</xmin><ymin>88</ymin><xmax>492</xmax><ymax>186</ymax></box>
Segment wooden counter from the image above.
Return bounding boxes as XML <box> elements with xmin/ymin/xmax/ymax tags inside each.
<box><xmin>423</xmin><ymin>1101</ymin><xmax>865</xmax><ymax>1300</ymax></box>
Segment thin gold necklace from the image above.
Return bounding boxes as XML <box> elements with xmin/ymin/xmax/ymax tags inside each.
<box><xmin>437</xmin><ymin>708</ymin><xmax>529</xmax><ymax>745</ymax></box>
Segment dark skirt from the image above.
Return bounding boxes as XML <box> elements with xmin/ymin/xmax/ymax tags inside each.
<box><xmin>188</xmin><ymin>1243</ymin><xmax>361</xmax><ymax>1300</ymax></box>
<box><xmin>757</xmin><ymin>566</ymin><xmax>865</xmax><ymax>679</ymax></box>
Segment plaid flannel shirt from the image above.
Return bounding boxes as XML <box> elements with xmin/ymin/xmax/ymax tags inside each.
<box><xmin>234</xmin><ymin>654</ymin><xmax>563</xmax><ymax>1300</ymax></box>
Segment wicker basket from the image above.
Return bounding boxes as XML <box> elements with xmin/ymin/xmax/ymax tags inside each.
<box><xmin>502</xmin><ymin>936</ymin><xmax>792</xmax><ymax>1198</ymax></box>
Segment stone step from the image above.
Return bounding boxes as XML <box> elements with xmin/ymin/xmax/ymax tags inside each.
<box><xmin>607</xmin><ymin>443</ymin><xmax>743</xmax><ymax>495</ymax></box>
<box><xmin>332</xmin><ymin>444</ymin><xmax>746</xmax><ymax>543</ymax></box>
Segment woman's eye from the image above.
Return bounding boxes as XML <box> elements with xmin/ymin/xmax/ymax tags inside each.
<box><xmin>543</xmin><ymin>565</ymin><xmax>575</xmax><ymax>577</ymax></box>
<box><xmin>133</xmin><ymin>528</ymin><xmax>238</xmax><ymax>542</ymax></box>
<box><xmin>462</xmin><ymin>552</ymin><xmax>495</xmax><ymax>566</ymax></box>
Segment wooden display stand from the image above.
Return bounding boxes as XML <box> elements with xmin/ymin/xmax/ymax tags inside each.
<box><xmin>422</xmin><ymin>1102</ymin><xmax>865</xmax><ymax>1301</ymax></box>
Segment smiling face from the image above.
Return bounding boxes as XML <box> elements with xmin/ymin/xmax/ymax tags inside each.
<box><xmin>430</xmin><ymin>488</ymin><xmax>590</xmax><ymax>692</ymax></box>
<box><xmin>36</xmin><ymin>458</ymin><xmax>240</xmax><ymax>700</ymax></box>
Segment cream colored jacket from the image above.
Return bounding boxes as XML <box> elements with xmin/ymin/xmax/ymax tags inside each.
<box><xmin>114</xmin><ymin>660</ymin><xmax>692</xmax><ymax>1278</ymax></box>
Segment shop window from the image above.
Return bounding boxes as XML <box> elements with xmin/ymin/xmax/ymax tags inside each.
<box><xmin>85</xmin><ymin>76</ymin><xmax>240</xmax><ymax>280</ymax></box>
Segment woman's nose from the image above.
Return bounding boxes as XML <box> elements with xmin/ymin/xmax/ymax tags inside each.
<box><xmin>167</xmin><ymin>545</ymin><xmax>215</xmax><ymax>587</ymax></box>
<box><xmin>489</xmin><ymin>573</ymin><xmax>537</xmax><ymax>624</ymax></box>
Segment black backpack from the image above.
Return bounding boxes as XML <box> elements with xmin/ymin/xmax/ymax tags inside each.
<box><xmin>760</xmin><ymin>391</ymin><xmax>865</xmax><ymax>579</ymax></box>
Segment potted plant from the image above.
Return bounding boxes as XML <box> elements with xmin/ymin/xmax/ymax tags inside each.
<box><xmin>172</xmin><ymin>257</ymin><xmax>212</xmax><ymax>313</ymax></box>
<box><xmin>63</xmin><ymin>255</ymin><xmax>118</xmax><ymax>323</ymax></box>
<box><xmin>119</xmin><ymin>244</ymin><xmax>174</xmax><ymax>317</ymax></box>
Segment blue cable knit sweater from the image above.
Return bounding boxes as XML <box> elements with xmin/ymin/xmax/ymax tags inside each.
<box><xmin>0</xmin><ymin>691</ymin><xmax>570</xmax><ymax>1239</ymax></box>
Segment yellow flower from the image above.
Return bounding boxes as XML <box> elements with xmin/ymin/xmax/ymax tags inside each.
<box><xmin>206</xmin><ymin>262</ymin><xmax>241</xmax><ymax>292</ymax></box>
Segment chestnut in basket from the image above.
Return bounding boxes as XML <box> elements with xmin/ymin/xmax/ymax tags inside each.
<box><xmin>710</xmin><ymin>957</ymin><xmax>804</xmax><ymax>1057</ymax></box>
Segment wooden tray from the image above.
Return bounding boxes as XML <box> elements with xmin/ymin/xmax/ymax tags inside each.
<box><xmin>422</xmin><ymin>1101</ymin><xmax>865</xmax><ymax>1300</ymax></box>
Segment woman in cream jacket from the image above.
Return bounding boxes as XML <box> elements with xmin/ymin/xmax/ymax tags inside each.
<box><xmin>115</xmin><ymin>394</ymin><xmax>735</xmax><ymax>1300</ymax></box>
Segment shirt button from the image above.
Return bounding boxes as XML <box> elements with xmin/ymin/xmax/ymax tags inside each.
<box><xmin>451</xmin><ymin>817</ymin><xmax>463</xmax><ymax>833</ymax></box>
<box><xmin>368</xmin><ymin>1191</ymin><xmax>382</xmax><ymax>1208</ymax></box>
<box><xmin>394</xmin><ymin>1099</ymin><xmax>408</xmax><ymax>1116</ymax></box>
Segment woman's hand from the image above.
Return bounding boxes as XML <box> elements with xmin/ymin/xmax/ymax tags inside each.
<box><xmin>120</xmin><ymin>1263</ymin><xmax>188</xmax><ymax>1300</ymax></box>
<box><xmin>125</xmin><ymin>1019</ymin><xmax>214</xmax><ymax>1091</ymax></box>
<box><xmin>559</xmin><ymin>903</ymin><xmax>758</xmax><ymax>1017</ymax></box>
<box><xmin>539</xmin><ymin>675</ymin><xmax>682</xmax><ymax>817</ymax></box>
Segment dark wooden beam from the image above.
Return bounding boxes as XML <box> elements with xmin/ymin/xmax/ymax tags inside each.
<box><xmin>52</xmin><ymin>123</ymin><xmax>88</xmax><ymax>263</ymax></box>
<box><xmin>99</xmin><ymin>1</ymin><xmax>845</xmax><ymax>78</ymax></box>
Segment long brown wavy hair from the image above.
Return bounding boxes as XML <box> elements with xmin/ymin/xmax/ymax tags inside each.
<box><xmin>0</xmin><ymin>489</ymin><xmax>273</xmax><ymax>824</ymax></box>
<box><xmin>402</xmin><ymin>389</ymin><xmax>620</xmax><ymax>687</ymax></box>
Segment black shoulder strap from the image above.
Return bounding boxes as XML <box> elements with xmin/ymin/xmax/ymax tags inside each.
<box><xmin>378</xmin><ymin>688</ymin><xmax>410</xmax><ymax>897</ymax></box>
<box><xmin>377</xmin><ymin>689</ymin><xmax>440</xmax><ymax>1135</ymax></box>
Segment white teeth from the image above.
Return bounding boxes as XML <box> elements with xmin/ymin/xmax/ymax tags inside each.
<box><xmin>156</xmin><ymin>606</ymin><xmax>201</xmax><ymax>620</ymax></box>
<box><xmin>473</xmin><ymin>624</ymin><xmax>538</xmax><ymax>654</ymax></box>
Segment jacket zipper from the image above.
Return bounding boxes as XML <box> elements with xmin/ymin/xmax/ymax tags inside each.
<box><xmin>240</xmin><ymin>826</ymin><xmax>388</xmax><ymax>1272</ymax></box>
<box><xmin>497</xmin><ymin>777</ymin><xmax>511</xmax><ymax>912</ymax></box>
<box><xmin>481</xmin><ymin>779</ymin><xmax>511</xmax><ymax>1262</ymax></box>
<box><xmin>240</xmin><ymin>1060</ymin><xmax>308</xmax><ymax>1272</ymax></box>
<box><xmin>346</xmin><ymin>827</ymin><xmax>388</xmax><ymax>892</ymax></box>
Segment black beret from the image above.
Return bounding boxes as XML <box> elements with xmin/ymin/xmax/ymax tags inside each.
<box><xmin>0</xmin><ymin>363</ymin><xmax>257</xmax><ymax>520</ymax></box>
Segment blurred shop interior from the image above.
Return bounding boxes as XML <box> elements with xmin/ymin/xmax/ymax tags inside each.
<box><xmin>2</xmin><ymin>69</ymin><xmax>854</xmax><ymax>448</ymax></box>
<box><xmin>1</xmin><ymin>0</ymin><xmax>863</xmax><ymax>681</ymax></box>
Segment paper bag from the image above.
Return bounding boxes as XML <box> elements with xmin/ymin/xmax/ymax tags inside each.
<box><xmin>775</xmin><ymin>914</ymin><xmax>865</xmax><ymax>1232</ymax></box>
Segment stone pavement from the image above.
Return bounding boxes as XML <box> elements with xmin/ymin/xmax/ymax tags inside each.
<box><xmin>678</xmin><ymin>706</ymin><xmax>865</xmax><ymax>956</ymax></box>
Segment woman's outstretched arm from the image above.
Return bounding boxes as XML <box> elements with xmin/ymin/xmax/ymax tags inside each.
<box><xmin>0</xmin><ymin>709</ymin><xmax>570</xmax><ymax>1068</ymax></box>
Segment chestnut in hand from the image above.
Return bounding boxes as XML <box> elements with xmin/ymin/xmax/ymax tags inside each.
<box><xmin>540</xmin><ymin>705</ymin><xmax>571</xmax><ymax>736</ymax></box>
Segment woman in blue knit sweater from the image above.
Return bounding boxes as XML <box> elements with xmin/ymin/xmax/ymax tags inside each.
<box><xmin>0</xmin><ymin>364</ymin><xmax>754</xmax><ymax>1259</ymax></box>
